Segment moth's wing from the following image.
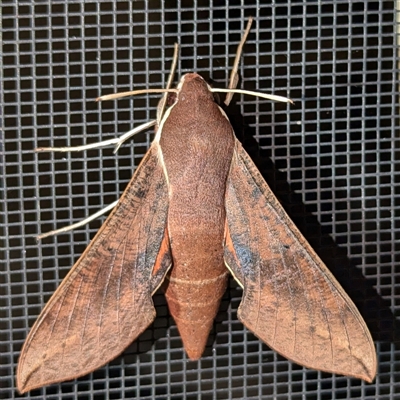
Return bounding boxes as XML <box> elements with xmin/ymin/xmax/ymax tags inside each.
<box><xmin>17</xmin><ymin>144</ymin><xmax>172</xmax><ymax>393</ymax></box>
<box><xmin>224</xmin><ymin>141</ymin><xmax>377</xmax><ymax>382</ymax></box>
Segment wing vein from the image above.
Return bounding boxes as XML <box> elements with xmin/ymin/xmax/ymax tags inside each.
<box><xmin>116</xmin><ymin>240</ymin><xmax>125</xmax><ymax>341</ymax></box>
<box><xmin>259</xmin><ymin>202</ymin><xmax>297</xmax><ymax>352</ymax></box>
<box><xmin>80</xmin><ymin>251</ymin><xmax>111</xmax><ymax>350</ymax></box>
<box><xmin>110</xmin><ymin>215</ymin><xmax>137</xmax><ymax>341</ymax></box>
<box><xmin>61</xmin><ymin>275</ymin><xmax>84</xmax><ymax>364</ymax></box>
<box><xmin>98</xmin><ymin>246</ymin><xmax>120</xmax><ymax>345</ymax></box>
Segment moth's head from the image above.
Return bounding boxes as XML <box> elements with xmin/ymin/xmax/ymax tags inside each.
<box><xmin>176</xmin><ymin>73</ymin><xmax>214</xmax><ymax>103</ymax></box>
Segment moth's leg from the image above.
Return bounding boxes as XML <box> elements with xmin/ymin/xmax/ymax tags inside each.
<box><xmin>36</xmin><ymin>119</ymin><xmax>157</xmax><ymax>240</ymax></box>
<box><xmin>36</xmin><ymin>118</ymin><xmax>156</xmax><ymax>239</ymax></box>
<box><xmin>36</xmin><ymin>120</ymin><xmax>157</xmax><ymax>154</ymax></box>
<box><xmin>224</xmin><ymin>17</ymin><xmax>253</xmax><ymax>106</ymax></box>
<box><xmin>36</xmin><ymin>45</ymin><xmax>180</xmax><ymax>240</ymax></box>
<box><xmin>157</xmin><ymin>43</ymin><xmax>179</xmax><ymax>122</ymax></box>
<box><xmin>112</xmin><ymin>120</ymin><xmax>156</xmax><ymax>152</ymax></box>
<box><xmin>36</xmin><ymin>45</ymin><xmax>179</xmax><ymax>239</ymax></box>
<box><xmin>37</xmin><ymin>201</ymin><xmax>119</xmax><ymax>240</ymax></box>
<box><xmin>35</xmin><ymin>119</ymin><xmax>157</xmax><ymax>239</ymax></box>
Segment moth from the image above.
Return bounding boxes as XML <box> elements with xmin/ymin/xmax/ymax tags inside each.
<box><xmin>17</xmin><ymin>19</ymin><xmax>376</xmax><ymax>393</ymax></box>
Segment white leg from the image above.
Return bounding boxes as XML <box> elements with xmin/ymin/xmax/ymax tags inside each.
<box><xmin>37</xmin><ymin>50</ymin><xmax>180</xmax><ymax>238</ymax></box>
<box><xmin>36</xmin><ymin>120</ymin><xmax>157</xmax><ymax>153</ymax></box>
<box><xmin>37</xmin><ymin>200</ymin><xmax>119</xmax><ymax>240</ymax></box>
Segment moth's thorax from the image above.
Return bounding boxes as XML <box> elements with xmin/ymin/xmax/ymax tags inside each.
<box><xmin>158</xmin><ymin>72</ymin><xmax>235</xmax><ymax>190</ymax></box>
<box><xmin>176</xmin><ymin>73</ymin><xmax>214</xmax><ymax>104</ymax></box>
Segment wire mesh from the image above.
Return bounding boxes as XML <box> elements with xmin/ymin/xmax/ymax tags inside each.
<box><xmin>1</xmin><ymin>0</ymin><xmax>399</xmax><ymax>399</ymax></box>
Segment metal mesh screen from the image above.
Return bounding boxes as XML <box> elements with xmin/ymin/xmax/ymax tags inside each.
<box><xmin>2</xmin><ymin>1</ymin><xmax>399</xmax><ymax>399</ymax></box>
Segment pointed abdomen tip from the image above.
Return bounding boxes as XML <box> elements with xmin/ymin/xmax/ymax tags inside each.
<box><xmin>175</xmin><ymin>318</ymin><xmax>214</xmax><ymax>360</ymax></box>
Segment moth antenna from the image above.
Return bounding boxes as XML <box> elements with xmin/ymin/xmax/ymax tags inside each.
<box><xmin>157</xmin><ymin>43</ymin><xmax>180</xmax><ymax>122</ymax></box>
<box><xmin>225</xmin><ymin>17</ymin><xmax>253</xmax><ymax>106</ymax></box>
<box><xmin>97</xmin><ymin>88</ymin><xmax>178</xmax><ymax>102</ymax></box>
<box><xmin>212</xmin><ymin>88</ymin><xmax>294</xmax><ymax>104</ymax></box>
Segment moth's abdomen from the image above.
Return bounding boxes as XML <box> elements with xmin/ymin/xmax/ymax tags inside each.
<box><xmin>163</xmin><ymin>266</ymin><xmax>228</xmax><ymax>359</ymax></box>
<box><xmin>163</xmin><ymin>206</ymin><xmax>229</xmax><ymax>359</ymax></box>
<box><xmin>162</xmin><ymin>194</ymin><xmax>230</xmax><ymax>359</ymax></box>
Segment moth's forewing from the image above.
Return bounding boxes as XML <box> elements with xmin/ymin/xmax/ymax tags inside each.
<box><xmin>17</xmin><ymin>144</ymin><xmax>172</xmax><ymax>393</ymax></box>
<box><xmin>224</xmin><ymin>141</ymin><xmax>377</xmax><ymax>382</ymax></box>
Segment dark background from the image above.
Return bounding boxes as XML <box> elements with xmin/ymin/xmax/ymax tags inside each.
<box><xmin>1</xmin><ymin>1</ymin><xmax>399</xmax><ymax>399</ymax></box>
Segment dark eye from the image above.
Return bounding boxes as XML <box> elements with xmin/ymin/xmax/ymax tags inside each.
<box><xmin>212</xmin><ymin>91</ymin><xmax>221</xmax><ymax>104</ymax></box>
<box><xmin>205</xmin><ymin>79</ymin><xmax>220</xmax><ymax>104</ymax></box>
<box><xmin>167</xmin><ymin>92</ymin><xmax>177</xmax><ymax>106</ymax></box>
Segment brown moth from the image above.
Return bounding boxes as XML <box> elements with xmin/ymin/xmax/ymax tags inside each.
<box><xmin>17</xmin><ymin>21</ymin><xmax>377</xmax><ymax>393</ymax></box>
